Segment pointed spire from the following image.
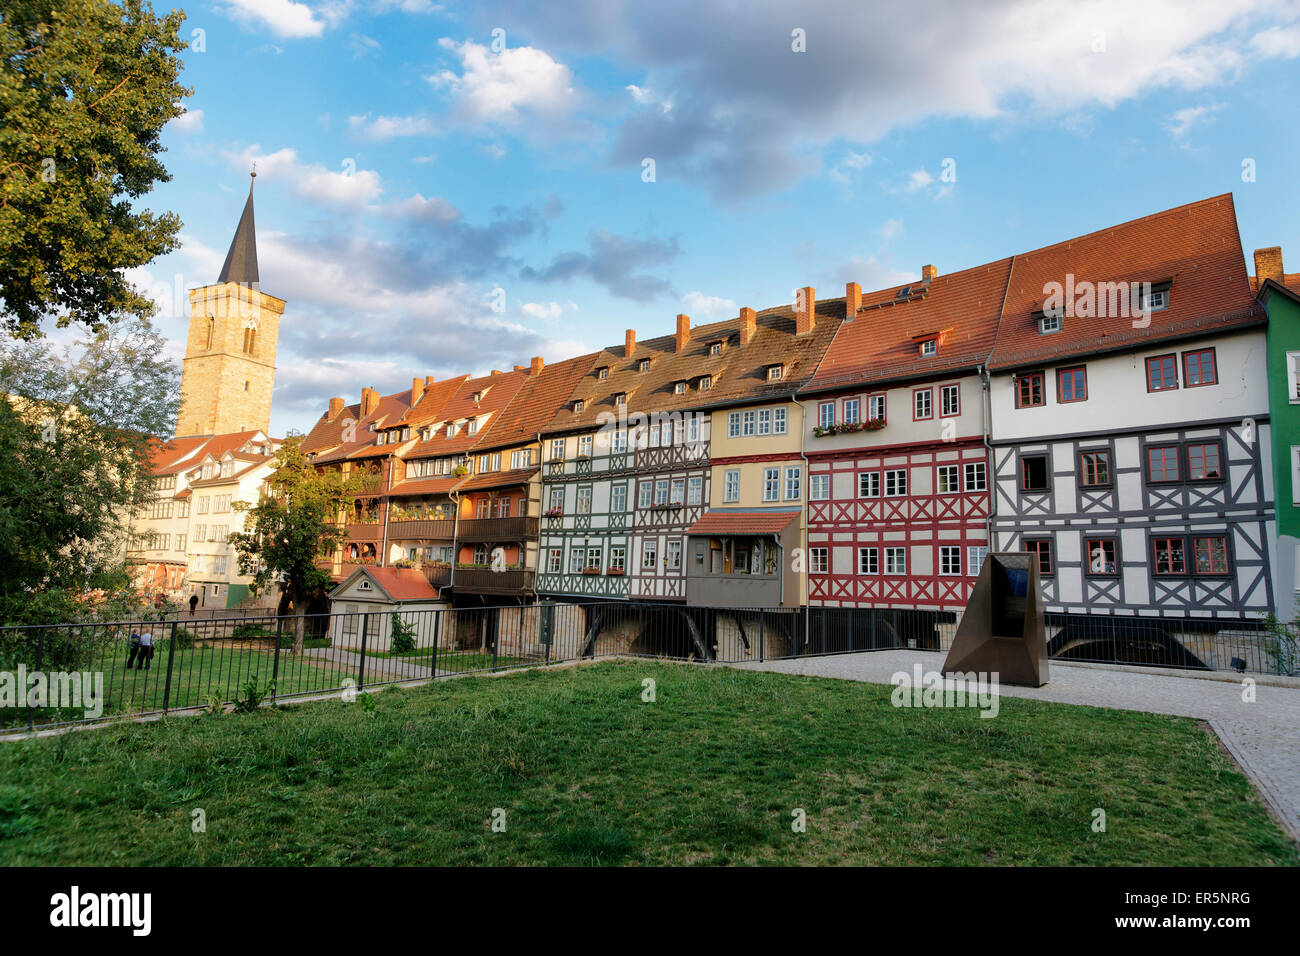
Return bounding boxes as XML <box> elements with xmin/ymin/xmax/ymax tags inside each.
<box><xmin>217</xmin><ymin>171</ymin><xmax>259</xmax><ymax>286</ymax></box>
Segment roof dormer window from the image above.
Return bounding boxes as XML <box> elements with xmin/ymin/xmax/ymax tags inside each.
<box><xmin>708</xmin><ymin>341</ymin><xmax>723</xmax><ymax>356</ymax></box>
<box><xmin>467</xmin><ymin>419</ymin><xmax>479</xmax><ymax>435</ymax></box>
<box><xmin>573</xmin><ymin>400</ymin><xmax>585</xmax><ymax>413</ymax></box>
<box><xmin>614</xmin><ymin>392</ymin><xmax>627</xmax><ymax>406</ymax></box>
<box><xmin>672</xmin><ymin>381</ymin><xmax>686</xmax><ymax>395</ymax></box>
<box><xmin>919</xmin><ymin>339</ymin><xmax>938</xmax><ymax>357</ymax></box>
<box><xmin>638</xmin><ymin>358</ymin><xmax>651</xmax><ymax>372</ymax></box>
<box><xmin>698</xmin><ymin>376</ymin><xmax>712</xmax><ymax>391</ymax></box>
<box><xmin>1140</xmin><ymin>289</ymin><xmax>1169</xmax><ymax>312</ymax></box>
<box><xmin>596</xmin><ymin>366</ymin><xmax>609</xmax><ymax>380</ymax></box>
<box><xmin>766</xmin><ymin>364</ymin><xmax>783</xmax><ymax>381</ymax></box>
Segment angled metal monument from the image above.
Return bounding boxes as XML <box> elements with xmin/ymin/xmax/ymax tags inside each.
<box><xmin>942</xmin><ymin>552</ymin><xmax>1049</xmax><ymax>687</ymax></box>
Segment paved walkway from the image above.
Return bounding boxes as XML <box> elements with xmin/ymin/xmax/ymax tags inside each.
<box><xmin>730</xmin><ymin>651</ymin><xmax>1300</xmax><ymax>842</ymax></box>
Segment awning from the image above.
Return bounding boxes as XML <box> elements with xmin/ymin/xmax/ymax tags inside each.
<box><xmin>687</xmin><ymin>508</ymin><xmax>800</xmax><ymax>536</ymax></box>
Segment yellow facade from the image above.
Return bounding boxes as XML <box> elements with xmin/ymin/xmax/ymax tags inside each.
<box><xmin>176</xmin><ymin>282</ymin><xmax>285</xmax><ymax>437</ymax></box>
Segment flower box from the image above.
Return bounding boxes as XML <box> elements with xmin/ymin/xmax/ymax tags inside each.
<box><xmin>582</xmin><ymin>567</ymin><xmax>602</xmax><ymax>575</ymax></box>
<box><xmin>545</xmin><ymin>507</ymin><xmax>563</xmax><ymax>517</ymax></box>
<box><xmin>605</xmin><ymin>568</ymin><xmax>625</xmax><ymax>576</ymax></box>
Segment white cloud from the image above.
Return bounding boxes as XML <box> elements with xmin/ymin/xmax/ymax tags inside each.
<box><xmin>906</xmin><ymin>169</ymin><xmax>934</xmax><ymax>191</ymax></box>
<box><xmin>1251</xmin><ymin>24</ymin><xmax>1300</xmax><ymax>58</ymax></box>
<box><xmin>1165</xmin><ymin>103</ymin><xmax>1224</xmax><ymax>142</ymax></box>
<box><xmin>521</xmin><ymin>300</ymin><xmax>578</xmax><ymax>321</ymax></box>
<box><xmin>380</xmin><ymin>193</ymin><xmax>461</xmax><ymax>223</ymax></box>
<box><xmin>626</xmin><ymin>84</ymin><xmax>673</xmax><ymax>113</ymax></box>
<box><xmin>348</xmin><ymin>113</ymin><xmax>437</xmax><ymax>140</ymax></box>
<box><xmin>429</xmin><ymin>38</ymin><xmax>577</xmax><ymax>125</ymax></box>
<box><xmin>169</xmin><ymin>107</ymin><xmax>204</xmax><ymax>134</ymax></box>
<box><xmin>879</xmin><ymin>218</ymin><xmax>902</xmax><ymax>239</ymax></box>
<box><xmin>227</xmin><ymin>146</ymin><xmax>383</xmax><ymax>208</ymax></box>
<box><xmin>348</xmin><ymin>32</ymin><xmax>381</xmax><ymax>57</ymax></box>
<box><xmin>477</xmin><ymin>143</ymin><xmax>507</xmax><ymax>160</ymax></box>
<box><xmin>829</xmin><ymin>150</ymin><xmax>871</xmax><ymax>183</ymax></box>
<box><xmin>681</xmin><ymin>291</ymin><xmax>738</xmax><ymax>319</ymax></box>
<box><xmin>220</xmin><ymin>0</ymin><xmax>324</xmax><ymax>38</ymax></box>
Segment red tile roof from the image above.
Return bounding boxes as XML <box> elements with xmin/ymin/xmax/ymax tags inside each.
<box><xmin>455</xmin><ymin>466</ymin><xmax>538</xmax><ymax>492</ymax></box>
<box><xmin>339</xmin><ymin>566</ymin><xmax>440</xmax><ymax>601</ymax></box>
<box><xmin>474</xmin><ymin>352</ymin><xmax>600</xmax><ymax>449</ymax></box>
<box><xmin>988</xmin><ymin>193</ymin><xmax>1259</xmax><ymax>370</ymax></box>
<box><xmin>687</xmin><ymin>508</ymin><xmax>800</xmax><ymax>535</ymax></box>
<box><xmin>384</xmin><ymin>475</ymin><xmax>462</xmax><ymax>497</ymax></box>
<box><xmin>402</xmin><ymin>371</ymin><xmax>529</xmax><ymax>459</ymax></box>
<box><xmin>1252</xmin><ymin>273</ymin><xmax>1300</xmax><ymax>294</ymax></box>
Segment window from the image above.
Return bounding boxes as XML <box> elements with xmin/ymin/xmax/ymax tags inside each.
<box><xmin>913</xmin><ymin>388</ymin><xmax>933</xmax><ymax>420</ymax></box>
<box><xmin>1146</xmin><ymin>354</ymin><xmax>1178</xmax><ymax>391</ymax></box>
<box><xmin>858</xmin><ymin>548</ymin><xmax>878</xmax><ymax>575</ymax></box>
<box><xmin>670</xmin><ymin>478</ymin><xmax>685</xmax><ymax>505</ymax></box>
<box><xmin>1015</xmin><ymin>372</ymin><xmax>1045</xmax><ymax>408</ymax></box>
<box><xmin>819</xmin><ymin>402</ymin><xmax>835</xmax><ymax>429</ymax></box>
<box><xmin>757</xmin><ymin>409</ymin><xmax>772</xmax><ymax>435</ymax></box>
<box><xmin>1024</xmin><ymin>539</ymin><xmax>1053</xmax><ymax>575</ymax></box>
<box><xmin>1020</xmin><ymin>455</ymin><xmax>1048</xmax><ymax>492</ymax></box>
<box><xmin>773</xmin><ymin>408</ymin><xmax>787</xmax><ymax>434</ymax></box>
<box><xmin>611</xmin><ymin>484</ymin><xmax>627</xmax><ymax>513</ymax></box>
<box><xmin>584</xmin><ymin>546</ymin><xmax>603</xmax><ymax>572</ymax></box>
<box><xmin>728</xmin><ymin>412</ymin><xmax>741</xmax><ymax>438</ymax></box>
<box><xmin>569</xmin><ymin>547</ymin><xmax>585</xmax><ymax>574</ymax></box>
<box><xmin>937</xmin><ymin>464</ymin><xmax>959</xmax><ymax>494</ymax></box>
<box><xmin>1194</xmin><ymin>536</ymin><xmax>1229</xmax><ymax>575</ymax></box>
<box><xmin>550</xmin><ymin>438</ymin><xmax>565</xmax><ymax>460</ymax></box>
<box><xmin>919</xmin><ymin>339</ymin><xmax>937</xmax><ymax>356</ymax></box>
<box><xmin>478</xmin><ymin>455</ymin><xmax>489</xmax><ymax>473</ymax></box>
<box><xmin>940</xmin><ymin>384</ymin><xmax>960</xmax><ymax>417</ymax></box>
<box><xmin>654</xmin><ymin>478</ymin><xmax>669</xmax><ymax>506</ymax></box>
<box><xmin>1153</xmin><ymin>537</ymin><xmax>1186</xmax><ymax>575</ymax></box>
<box><xmin>1057</xmin><ymin>366</ymin><xmax>1087</xmax><ymax>403</ymax></box>
<box><xmin>1187</xmin><ymin>442</ymin><xmax>1222</xmax><ymax>480</ymax></box>
<box><xmin>1086</xmin><ymin>538</ymin><xmax>1117</xmax><ymax>575</ymax></box>
<box><xmin>964</xmin><ymin>461</ymin><xmax>987</xmax><ymax>492</ymax></box>
<box><xmin>809</xmin><ymin>548</ymin><xmax>828</xmax><ymax>574</ymax></box>
<box><xmin>859</xmin><ymin>472</ymin><xmax>880</xmax><ymax>498</ymax></box>
<box><xmin>784</xmin><ymin>466</ymin><xmax>801</xmax><ymax>500</ymax></box>
<box><xmin>1146</xmin><ymin>445</ymin><xmax>1180</xmax><ymax>483</ymax></box>
<box><xmin>868</xmin><ymin>395</ymin><xmax>886</xmax><ymax>423</ymax></box>
<box><xmin>610</xmin><ymin>546</ymin><xmax>627</xmax><ymax>572</ymax></box>
<box><xmin>573</xmin><ymin>400</ymin><xmax>584</xmax><ymax>413</ymax></box>
<box><xmin>467</xmin><ymin>419</ymin><xmax>479</xmax><ymax>435</ymax></box>
<box><xmin>614</xmin><ymin>393</ymin><xmax>626</xmax><ymax>406</ymax></box>
<box><xmin>1287</xmin><ymin>352</ymin><xmax>1300</xmax><ymax>403</ymax></box>
<box><xmin>175</xmin><ymin>534</ymin><xmax>186</xmax><ymax>552</ymax></box>
<box><xmin>1141</xmin><ymin>289</ymin><xmax>1169</xmax><ymax>312</ymax></box>
<box><xmin>548</xmin><ymin>487</ymin><xmax>563</xmax><ymax>511</ymax></box>
<box><xmin>197</xmin><ymin>496</ymin><xmax>210</xmax><ymax>514</ymax></box>
<box><xmin>638</xmin><ymin>481</ymin><xmax>653</xmax><ymax>508</ymax></box>
<box><xmin>611</xmin><ymin>428</ymin><xmax>628</xmax><ymax>453</ymax></box>
<box><xmin>723</xmin><ymin>470</ymin><xmax>740</xmax><ymax>503</ymax></box>
<box><xmin>709</xmin><ymin>341</ymin><xmax>723</xmax><ymax>356</ymax></box>
<box><xmin>638</xmin><ymin>358</ymin><xmax>651</xmax><ymax>372</ymax></box>
<box><xmin>518</xmin><ymin>498</ymin><xmax>528</xmax><ymax>517</ymax></box>
<box><xmin>1183</xmin><ymin>349</ymin><xmax>1217</xmax><ymax>387</ymax></box>
<box><xmin>766</xmin><ymin>364</ymin><xmax>783</xmax><ymax>381</ymax></box>
<box><xmin>673</xmin><ymin>381</ymin><xmax>686</xmax><ymax>395</ymax></box>
<box><xmin>666</xmin><ymin>540</ymin><xmax>682</xmax><ymax>570</ymax></box>
<box><xmin>884</xmin><ymin>547</ymin><xmax>906</xmax><ymax>575</ymax></box>
<box><xmin>496</xmin><ymin>497</ymin><xmax>510</xmax><ymax>518</ymax></box>
<box><xmin>810</xmin><ymin>474</ymin><xmax>830</xmax><ymax>501</ymax></box>
<box><xmin>742</xmin><ymin>411</ymin><xmax>756</xmax><ymax>436</ymax></box>
<box><xmin>576</xmin><ymin>487</ymin><xmax>592</xmax><ymax>514</ymax></box>
<box><xmin>843</xmin><ymin>398</ymin><xmax>860</xmax><ymax>424</ymax></box>
<box><xmin>1038</xmin><ymin>312</ymin><xmax>1061</xmax><ymax>334</ymax></box>
<box><xmin>642</xmin><ymin>541</ymin><xmax>658</xmax><ymax>569</ymax></box>
<box><xmin>547</xmin><ymin>548</ymin><xmax>562</xmax><ymax>574</ymax></box>
<box><xmin>762</xmin><ymin>467</ymin><xmax>780</xmax><ymax>502</ymax></box>
<box><xmin>578</xmin><ymin>435</ymin><xmax>593</xmax><ymax>457</ymax></box>
<box><xmin>687</xmin><ymin>477</ymin><xmax>703</xmax><ymax>505</ymax></box>
<box><xmin>884</xmin><ymin>469</ymin><xmax>907</xmax><ymax>497</ymax></box>
<box><xmin>1079</xmin><ymin>450</ymin><xmax>1110</xmax><ymax>487</ymax></box>
<box><xmin>477</xmin><ymin>498</ymin><xmax>491</xmax><ymax>518</ymax></box>
<box><xmin>939</xmin><ymin>546</ymin><xmax>961</xmax><ymax>576</ymax></box>
<box><xmin>597</xmin><ymin>366</ymin><xmax>609</xmax><ymax>380</ymax></box>
<box><xmin>698</xmin><ymin>376</ymin><xmax>712</xmax><ymax>391</ymax></box>
<box><xmin>967</xmin><ymin>546</ymin><xmax>988</xmax><ymax>576</ymax></box>
<box><xmin>195</xmin><ymin>524</ymin><xmax>206</xmax><ymax>542</ymax></box>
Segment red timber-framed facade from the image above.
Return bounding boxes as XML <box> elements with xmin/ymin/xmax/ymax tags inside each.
<box><xmin>799</xmin><ymin>266</ymin><xmax>1006</xmax><ymax>611</ymax></box>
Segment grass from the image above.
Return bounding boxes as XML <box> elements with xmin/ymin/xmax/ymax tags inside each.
<box><xmin>0</xmin><ymin>660</ymin><xmax>1294</xmax><ymax>866</ymax></box>
<box><xmin>366</xmin><ymin>646</ymin><xmax>528</xmax><ymax>669</ymax></box>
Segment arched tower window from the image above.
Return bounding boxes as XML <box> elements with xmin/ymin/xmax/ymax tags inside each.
<box><xmin>242</xmin><ymin>326</ymin><xmax>256</xmax><ymax>355</ymax></box>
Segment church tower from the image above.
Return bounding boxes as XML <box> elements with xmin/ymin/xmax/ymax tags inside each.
<box><xmin>175</xmin><ymin>173</ymin><xmax>285</xmax><ymax>437</ymax></box>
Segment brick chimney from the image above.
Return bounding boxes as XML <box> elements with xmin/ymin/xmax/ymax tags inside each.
<box><xmin>513</xmin><ymin>364</ymin><xmax>526</xmax><ymax>372</ymax></box>
<box><xmin>1255</xmin><ymin>247</ymin><xmax>1284</xmax><ymax>285</ymax></box>
<box><xmin>625</xmin><ymin>328</ymin><xmax>636</xmax><ymax>357</ymax></box>
<box><xmin>845</xmin><ymin>282</ymin><xmax>861</xmax><ymax>322</ymax></box>
<box><xmin>360</xmin><ymin>387</ymin><xmax>379</xmax><ymax>417</ymax></box>
<box><xmin>529</xmin><ymin>355</ymin><xmax>544</xmax><ymax>375</ymax></box>
<box><xmin>922</xmin><ymin>264</ymin><xmax>938</xmax><ymax>283</ymax></box>
<box><xmin>328</xmin><ymin>397</ymin><xmax>344</xmax><ymax>421</ymax></box>
<box><xmin>740</xmin><ymin>307</ymin><xmax>756</xmax><ymax>343</ymax></box>
<box><xmin>411</xmin><ymin>377</ymin><xmax>424</xmax><ymax>406</ymax></box>
<box><xmin>795</xmin><ymin>286</ymin><xmax>815</xmax><ymax>336</ymax></box>
<box><xmin>675</xmin><ymin>313</ymin><xmax>691</xmax><ymax>352</ymax></box>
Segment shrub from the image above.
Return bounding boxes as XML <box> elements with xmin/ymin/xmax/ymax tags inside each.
<box><xmin>390</xmin><ymin>613</ymin><xmax>417</xmax><ymax>654</ymax></box>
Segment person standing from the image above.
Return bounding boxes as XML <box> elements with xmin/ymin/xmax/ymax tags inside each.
<box><xmin>126</xmin><ymin>630</ymin><xmax>141</xmax><ymax>669</ymax></box>
<box><xmin>137</xmin><ymin>630</ymin><xmax>155</xmax><ymax>670</ymax></box>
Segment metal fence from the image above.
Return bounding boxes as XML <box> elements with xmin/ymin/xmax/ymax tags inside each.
<box><xmin>0</xmin><ymin>601</ymin><xmax>1292</xmax><ymax>732</ymax></box>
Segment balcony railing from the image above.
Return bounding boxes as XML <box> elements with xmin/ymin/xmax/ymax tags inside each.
<box><xmin>388</xmin><ymin>518</ymin><xmax>456</xmax><ymax>540</ymax></box>
<box><xmin>457</xmin><ymin>516</ymin><xmax>539</xmax><ymax>541</ymax></box>
<box><xmin>345</xmin><ymin>521</ymin><xmax>383</xmax><ymax>541</ymax></box>
<box><xmin>422</xmin><ymin>564</ymin><xmax>452</xmax><ymax>588</ymax></box>
<box><xmin>452</xmin><ymin>567</ymin><xmax>535</xmax><ymax>593</ymax></box>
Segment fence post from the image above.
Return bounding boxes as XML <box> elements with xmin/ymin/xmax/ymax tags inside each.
<box><xmin>358</xmin><ymin>613</ymin><xmax>369</xmax><ymax>690</ymax></box>
<box><xmin>27</xmin><ymin>628</ymin><xmax>45</xmax><ymax>731</ymax></box>
<box><xmin>430</xmin><ymin>609</ymin><xmax>440</xmax><ymax>676</ymax></box>
<box><xmin>491</xmin><ymin>608</ymin><xmax>499</xmax><ymax>672</ymax></box>
<box><xmin>759</xmin><ymin>610</ymin><xmax>765</xmax><ymax>662</ymax></box>
<box><xmin>161</xmin><ymin>621</ymin><xmax>178</xmax><ymax>714</ymax></box>
<box><xmin>271</xmin><ymin>615</ymin><xmax>284</xmax><ymax>702</ymax></box>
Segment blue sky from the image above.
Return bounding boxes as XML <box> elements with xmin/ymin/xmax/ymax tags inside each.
<box><xmin>129</xmin><ymin>0</ymin><xmax>1300</xmax><ymax>436</ymax></box>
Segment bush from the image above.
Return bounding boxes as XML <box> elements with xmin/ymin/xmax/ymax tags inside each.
<box><xmin>390</xmin><ymin>613</ymin><xmax>417</xmax><ymax>653</ymax></box>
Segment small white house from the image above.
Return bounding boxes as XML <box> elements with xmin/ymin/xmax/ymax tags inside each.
<box><xmin>328</xmin><ymin>566</ymin><xmax>447</xmax><ymax>651</ymax></box>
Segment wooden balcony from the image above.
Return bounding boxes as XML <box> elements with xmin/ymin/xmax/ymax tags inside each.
<box><xmin>452</xmin><ymin>567</ymin><xmax>535</xmax><ymax>593</ymax></box>
<box><xmin>422</xmin><ymin>564</ymin><xmax>452</xmax><ymax>589</ymax></box>
<box><xmin>345</xmin><ymin>521</ymin><xmax>383</xmax><ymax>541</ymax></box>
<box><xmin>388</xmin><ymin>518</ymin><xmax>456</xmax><ymax>540</ymax></box>
<box><xmin>457</xmin><ymin>516</ymin><xmax>539</xmax><ymax>541</ymax></box>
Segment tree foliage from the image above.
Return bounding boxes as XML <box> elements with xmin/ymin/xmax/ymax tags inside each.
<box><xmin>0</xmin><ymin>317</ymin><xmax>180</xmax><ymax>625</ymax></box>
<box><xmin>229</xmin><ymin>438</ymin><xmax>372</xmax><ymax>652</ymax></box>
<box><xmin>0</xmin><ymin>0</ymin><xmax>191</xmax><ymax>338</ymax></box>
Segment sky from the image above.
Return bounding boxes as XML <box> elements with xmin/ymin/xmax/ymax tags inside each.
<box><xmin>119</xmin><ymin>0</ymin><xmax>1300</xmax><ymax>437</ymax></box>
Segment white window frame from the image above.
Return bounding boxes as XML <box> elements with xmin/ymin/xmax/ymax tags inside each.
<box><xmin>939</xmin><ymin>546</ymin><xmax>962</xmax><ymax>576</ymax></box>
<box><xmin>885</xmin><ymin>469</ymin><xmax>908</xmax><ymax>497</ymax></box>
<box><xmin>762</xmin><ymin>467</ymin><xmax>780</xmax><ymax>502</ymax></box>
<box><xmin>784</xmin><ymin>465</ymin><xmax>801</xmax><ymax>501</ymax></box>
<box><xmin>809</xmin><ymin>547</ymin><xmax>828</xmax><ymax>574</ymax></box>
<box><xmin>858</xmin><ymin>547</ymin><xmax>878</xmax><ymax>575</ymax></box>
<box><xmin>810</xmin><ymin>473</ymin><xmax>830</xmax><ymax>501</ymax></box>
<box><xmin>964</xmin><ymin>461</ymin><xmax>987</xmax><ymax>492</ymax></box>
<box><xmin>885</xmin><ymin>547</ymin><xmax>907</xmax><ymax>575</ymax></box>
<box><xmin>723</xmin><ymin>470</ymin><xmax>740</xmax><ymax>503</ymax></box>
<box><xmin>843</xmin><ymin>398</ymin><xmax>860</xmax><ymax>424</ymax></box>
<box><xmin>937</xmin><ymin>464</ymin><xmax>959</xmax><ymax>494</ymax></box>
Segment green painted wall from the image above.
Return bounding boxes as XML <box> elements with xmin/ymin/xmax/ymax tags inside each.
<box><xmin>1266</xmin><ymin>289</ymin><xmax>1300</xmax><ymax>538</ymax></box>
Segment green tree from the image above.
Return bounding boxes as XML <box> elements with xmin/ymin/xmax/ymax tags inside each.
<box><xmin>229</xmin><ymin>438</ymin><xmax>372</xmax><ymax>653</ymax></box>
<box><xmin>0</xmin><ymin>0</ymin><xmax>191</xmax><ymax>339</ymax></box>
<box><xmin>0</xmin><ymin>317</ymin><xmax>180</xmax><ymax>626</ymax></box>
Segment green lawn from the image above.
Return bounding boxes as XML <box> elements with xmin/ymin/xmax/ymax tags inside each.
<box><xmin>0</xmin><ymin>660</ymin><xmax>1294</xmax><ymax>866</ymax></box>
<box><xmin>366</xmin><ymin>646</ymin><xmax>529</xmax><ymax>670</ymax></box>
